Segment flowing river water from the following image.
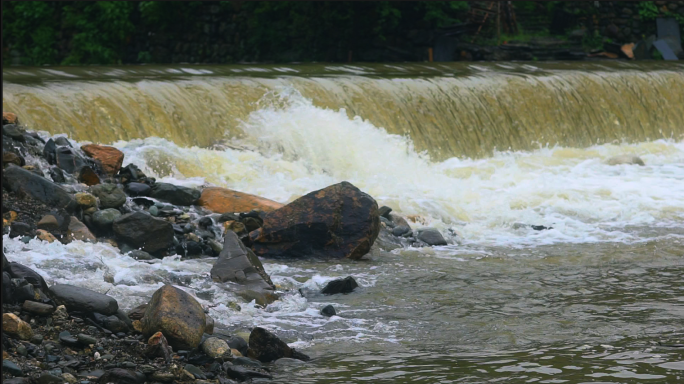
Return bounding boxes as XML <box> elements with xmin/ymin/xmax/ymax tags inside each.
<box><xmin>3</xmin><ymin>62</ymin><xmax>684</xmax><ymax>383</ymax></box>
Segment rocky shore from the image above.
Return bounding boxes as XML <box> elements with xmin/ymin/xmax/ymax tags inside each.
<box><xmin>2</xmin><ymin>111</ymin><xmax>447</xmax><ymax>383</ymax></box>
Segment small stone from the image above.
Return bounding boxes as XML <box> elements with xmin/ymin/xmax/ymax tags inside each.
<box><xmin>149</xmin><ymin>372</ymin><xmax>175</xmax><ymax>383</ymax></box>
<box><xmin>62</xmin><ymin>373</ymin><xmax>78</xmax><ymax>384</ymax></box>
<box><xmin>77</xmin><ymin>334</ymin><xmax>98</xmax><ymax>345</ymax></box>
<box><xmin>22</xmin><ymin>300</ymin><xmax>55</xmax><ymax>315</ymax></box>
<box><xmin>36</xmin><ymin>373</ymin><xmax>62</xmax><ymax>384</ymax></box>
<box><xmin>3</xmin><ymin>152</ymin><xmax>24</xmax><ymax>167</ymax></box>
<box><xmin>416</xmin><ymin>228</ymin><xmax>447</xmax><ymax>246</ymax></box>
<box><xmin>149</xmin><ymin>206</ymin><xmax>159</xmax><ymax>216</ymax></box>
<box><xmin>66</xmin><ymin>216</ymin><xmax>96</xmax><ymax>243</ymax></box>
<box><xmin>52</xmin><ymin>305</ymin><xmax>69</xmax><ymax>321</ymax></box>
<box><xmin>3</xmin><ymin>313</ymin><xmax>34</xmax><ymax>340</ymax></box>
<box><xmin>37</xmin><ymin>215</ymin><xmax>60</xmax><ymax>231</ymax></box>
<box><xmin>31</xmin><ymin>334</ymin><xmax>44</xmax><ymax>344</ymax></box>
<box><xmin>78</xmin><ymin>166</ymin><xmax>100</xmax><ymax>186</ymax></box>
<box><xmin>247</xmin><ymin>327</ymin><xmax>310</xmax><ymax>363</ymax></box>
<box><xmin>128</xmin><ymin>250</ymin><xmax>153</xmax><ymax>260</ymax></box>
<box><xmin>36</xmin><ymin>229</ymin><xmax>57</xmax><ymax>243</ymax></box>
<box><xmin>321</xmin><ymin>276</ymin><xmax>359</xmax><ymax>295</ymax></box>
<box><xmin>89</xmin><ymin>184</ymin><xmax>126</xmax><ymax>209</ymax></box>
<box><xmin>392</xmin><ymin>225</ymin><xmax>410</xmax><ymax>236</ymax></box>
<box><xmin>16</xmin><ymin>344</ymin><xmax>28</xmax><ymax>356</ymax></box>
<box><xmin>202</xmin><ymin>337</ymin><xmax>231</xmax><ymax>358</ymax></box>
<box><xmin>2</xmin><ymin>359</ymin><xmax>24</xmax><ymax>376</ymax></box>
<box><xmin>320</xmin><ymin>304</ymin><xmax>336</xmax><ymax>317</ymax></box>
<box><xmin>232</xmin><ymin>356</ymin><xmax>262</xmax><ymax>368</ymax></box>
<box><xmin>208</xmin><ymin>239</ymin><xmax>223</xmax><ymax>253</ymax></box>
<box><xmin>75</xmin><ymin>193</ymin><xmax>97</xmax><ymax>208</ymax></box>
<box><xmin>184</xmin><ymin>364</ymin><xmax>207</xmax><ymax>380</ymax></box>
<box><xmin>96</xmin><ymin>368</ymin><xmax>145</xmax><ymax>384</ymax></box>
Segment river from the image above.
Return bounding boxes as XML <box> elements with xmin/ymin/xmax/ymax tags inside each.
<box><xmin>3</xmin><ymin>62</ymin><xmax>684</xmax><ymax>383</ymax></box>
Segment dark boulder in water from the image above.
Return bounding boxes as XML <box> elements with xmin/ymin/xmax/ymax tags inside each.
<box><xmin>3</xmin><ymin>165</ymin><xmax>77</xmax><ymax>213</ymax></box>
<box><xmin>250</xmin><ymin>181</ymin><xmax>380</xmax><ymax>260</ymax></box>
<box><xmin>211</xmin><ymin>231</ymin><xmax>276</xmax><ymax>303</ymax></box>
<box><xmin>321</xmin><ymin>276</ymin><xmax>359</xmax><ymax>295</ymax></box>
<box><xmin>149</xmin><ymin>182</ymin><xmax>201</xmax><ymax>206</ymax></box>
<box><xmin>112</xmin><ymin>212</ymin><xmax>174</xmax><ymax>254</ymax></box>
<box><xmin>320</xmin><ymin>304</ymin><xmax>336</xmax><ymax>317</ymax></box>
<box><xmin>55</xmin><ymin>146</ymin><xmax>87</xmax><ymax>174</ymax></box>
<box><xmin>124</xmin><ymin>182</ymin><xmax>151</xmax><ymax>197</ymax></box>
<box><xmin>247</xmin><ymin>327</ymin><xmax>310</xmax><ymax>363</ymax></box>
<box><xmin>416</xmin><ymin>228</ymin><xmax>447</xmax><ymax>246</ymax></box>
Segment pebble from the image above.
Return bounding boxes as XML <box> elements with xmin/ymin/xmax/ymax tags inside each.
<box><xmin>77</xmin><ymin>334</ymin><xmax>98</xmax><ymax>346</ymax></box>
<box><xmin>2</xmin><ymin>359</ymin><xmax>24</xmax><ymax>376</ymax></box>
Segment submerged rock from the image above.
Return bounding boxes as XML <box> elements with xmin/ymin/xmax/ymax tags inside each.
<box><xmin>150</xmin><ymin>183</ymin><xmax>201</xmax><ymax>206</ymax></box>
<box><xmin>247</xmin><ymin>327</ymin><xmax>310</xmax><ymax>363</ymax></box>
<box><xmin>250</xmin><ymin>181</ymin><xmax>380</xmax><ymax>260</ymax></box>
<box><xmin>211</xmin><ymin>231</ymin><xmax>275</xmax><ymax>302</ymax></box>
<box><xmin>3</xmin><ymin>165</ymin><xmax>77</xmax><ymax>213</ymax></box>
<box><xmin>606</xmin><ymin>154</ymin><xmax>645</xmax><ymax>166</ymax></box>
<box><xmin>320</xmin><ymin>304</ymin><xmax>336</xmax><ymax>317</ymax></box>
<box><xmin>142</xmin><ymin>284</ymin><xmax>206</xmax><ymax>350</ymax></box>
<box><xmin>112</xmin><ymin>212</ymin><xmax>174</xmax><ymax>253</ymax></box>
<box><xmin>50</xmin><ymin>284</ymin><xmax>119</xmax><ymax>315</ymax></box>
<box><xmin>198</xmin><ymin>187</ymin><xmax>283</xmax><ymax>214</ymax></box>
<box><xmin>81</xmin><ymin>144</ymin><xmax>124</xmax><ymax>176</ymax></box>
<box><xmin>321</xmin><ymin>276</ymin><xmax>358</xmax><ymax>295</ymax></box>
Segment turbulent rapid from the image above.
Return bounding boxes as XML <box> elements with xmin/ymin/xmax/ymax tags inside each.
<box><xmin>4</xmin><ymin>62</ymin><xmax>684</xmax><ymax>382</ymax></box>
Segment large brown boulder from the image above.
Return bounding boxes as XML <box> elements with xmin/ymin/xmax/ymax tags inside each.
<box><xmin>81</xmin><ymin>144</ymin><xmax>125</xmax><ymax>175</ymax></box>
<box><xmin>211</xmin><ymin>231</ymin><xmax>276</xmax><ymax>305</ymax></box>
<box><xmin>141</xmin><ymin>284</ymin><xmax>206</xmax><ymax>351</ymax></box>
<box><xmin>198</xmin><ymin>187</ymin><xmax>283</xmax><ymax>214</ymax></box>
<box><xmin>249</xmin><ymin>181</ymin><xmax>380</xmax><ymax>260</ymax></box>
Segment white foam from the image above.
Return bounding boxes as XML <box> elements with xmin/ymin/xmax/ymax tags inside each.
<box><xmin>111</xmin><ymin>89</ymin><xmax>684</xmax><ymax>248</ymax></box>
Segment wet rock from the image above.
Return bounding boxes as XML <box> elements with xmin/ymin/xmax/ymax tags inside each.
<box><xmin>124</xmin><ymin>182</ymin><xmax>151</xmax><ymax>197</ymax></box>
<box><xmin>247</xmin><ymin>327</ymin><xmax>310</xmax><ymax>363</ymax></box>
<box><xmin>3</xmin><ymin>313</ymin><xmax>34</xmax><ymax>340</ymax></box>
<box><xmin>3</xmin><ymin>359</ymin><xmax>24</xmax><ymax>376</ymax></box>
<box><xmin>78</xmin><ymin>166</ymin><xmax>101</xmax><ymax>186</ymax></box>
<box><xmin>3</xmin><ymin>151</ymin><xmax>25</xmax><ymax>167</ymax></box>
<box><xmin>50</xmin><ymin>284</ymin><xmax>119</xmax><ymax>315</ymax></box>
<box><xmin>12</xmin><ymin>278</ymin><xmax>36</xmax><ymax>302</ymax></box>
<box><xmin>77</xmin><ymin>334</ymin><xmax>98</xmax><ymax>345</ymax></box>
<box><xmin>198</xmin><ymin>187</ymin><xmax>283</xmax><ymax>214</ymax></box>
<box><xmin>59</xmin><ymin>331</ymin><xmax>79</xmax><ymax>346</ymax></box>
<box><xmin>149</xmin><ymin>372</ymin><xmax>174</xmax><ymax>383</ymax></box>
<box><xmin>144</xmin><ymin>332</ymin><xmax>172</xmax><ymax>363</ymax></box>
<box><xmin>117</xmin><ymin>164</ymin><xmax>146</xmax><ymax>183</ymax></box>
<box><xmin>9</xmin><ymin>221</ymin><xmax>32</xmax><ymax>238</ymax></box>
<box><xmin>149</xmin><ymin>183</ymin><xmax>201</xmax><ymax>206</ymax></box>
<box><xmin>205</xmin><ymin>315</ymin><xmax>215</xmax><ymax>335</ymax></box>
<box><xmin>37</xmin><ymin>373</ymin><xmax>62</xmax><ymax>384</ymax></box>
<box><xmin>250</xmin><ymin>182</ymin><xmax>380</xmax><ymax>260</ymax></box>
<box><xmin>3</xmin><ymin>272</ymin><xmax>14</xmax><ymax>303</ymax></box>
<box><xmin>223</xmin><ymin>364</ymin><xmax>273</xmax><ymax>381</ymax></box>
<box><xmin>202</xmin><ymin>337</ymin><xmax>231</xmax><ymax>358</ymax></box>
<box><xmin>321</xmin><ymin>276</ymin><xmax>358</xmax><ymax>295</ymax></box>
<box><xmin>61</xmin><ymin>373</ymin><xmax>78</xmax><ymax>384</ymax></box>
<box><xmin>54</xmin><ymin>136</ymin><xmax>72</xmax><ymax>147</ymax></box>
<box><xmin>142</xmin><ymin>284</ymin><xmax>206</xmax><ymax>350</ymax></box>
<box><xmin>43</xmin><ymin>139</ymin><xmax>57</xmax><ymax>164</ymax></box>
<box><xmin>89</xmin><ymin>184</ymin><xmax>126</xmax><ymax>209</ymax></box>
<box><xmin>127</xmin><ymin>304</ymin><xmax>148</xmax><ymax>320</ymax></box>
<box><xmin>184</xmin><ymin>364</ymin><xmax>206</xmax><ymax>380</ymax></box>
<box><xmin>80</xmin><ymin>144</ymin><xmax>124</xmax><ymax>176</ymax></box>
<box><xmin>185</xmin><ymin>240</ymin><xmax>203</xmax><ymax>255</ymax></box>
<box><xmin>416</xmin><ymin>228</ymin><xmax>447</xmax><ymax>246</ymax></box>
<box><xmin>100</xmin><ymin>314</ymin><xmax>128</xmax><ymax>333</ymax></box>
<box><xmin>218</xmin><ymin>212</ymin><xmax>240</xmax><ymax>222</ymax></box>
<box><xmin>128</xmin><ymin>250</ymin><xmax>153</xmax><ymax>260</ymax></box>
<box><xmin>392</xmin><ymin>225</ymin><xmax>411</xmax><ymax>237</ymax></box>
<box><xmin>48</xmin><ymin>166</ymin><xmax>66</xmax><ymax>183</ymax></box>
<box><xmin>241</xmin><ymin>217</ymin><xmax>262</xmax><ymax>232</ymax></box>
<box><xmin>7</xmin><ymin>262</ymin><xmax>50</xmax><ymax>292</ymax></box>
<box><xmin>91</xmin><ymin>208</ymin><xmax>122</xmax><ymax>231</ymax></box>
<box><xmin>3</xmin><ymin>111</ymin><xmax>19</xmax><ymax>125</ymax></box>
<box><xmin>3</xmin><ymin>165</ymin><xmax>77</xmax><ymax>212</ymax></box>
<box><xmin>75</xmin><ymin>193</ymin><xmax>98</xmax><ymax>208</ymax></box>
<box><xmin>208</xmin><ymin>239</ymin><xmax>224</xmax><ymax>254</ymax></box>
<box><xmin>320</xmin><ymin>304</ymin><xmax>336</xmax><ymax>317</ymax></box>
<box><xmin>36</xmin><ymin>229</ymin><xmax>57</xmax><ymax>243</ymax></box>
<box><xmin>378</xmin><ymin>206</ymin><xmax>392</xmax><ymax>219</ymax></box>
<box><xmin>96</xmin><ymin>368</ymin><xmax>146</xmax><ymax>384</ymax></box>
<box><xmin>606</xmin><ymin>154</ymin><xmax>645</xmax><ymax>166</ymax></box>
<box><xmin>37</xmin><ymin>214</ymin><xmax>64</xmax><ymax>232</ymax></box>
<box><xmin>22</xmin><ymin>300</ymin><xmax>55</xmax><ymax>315</ymax></box>
<box><xmin>112</xmin><ymin>212</ymin><xmax>174</xmax><ymax>253</ymax></box>
<box><xmin>67</xmin><ymin>216</ymin><xmax>96</xmax><ymax>243</ymax></box>
<box><xmin>3</xmin><ymin>124</ymin><xmax>25</xmax><ymax>141</ymax></box>
<box><xmin>56</xmin><ymin>146</ymin><xmax>87</xmax><ymax>174</ymax></box>
<box><xmin>211</xmin><ymin>231</ymin><xmax>275</xmax><ymax>300</ymax></box>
